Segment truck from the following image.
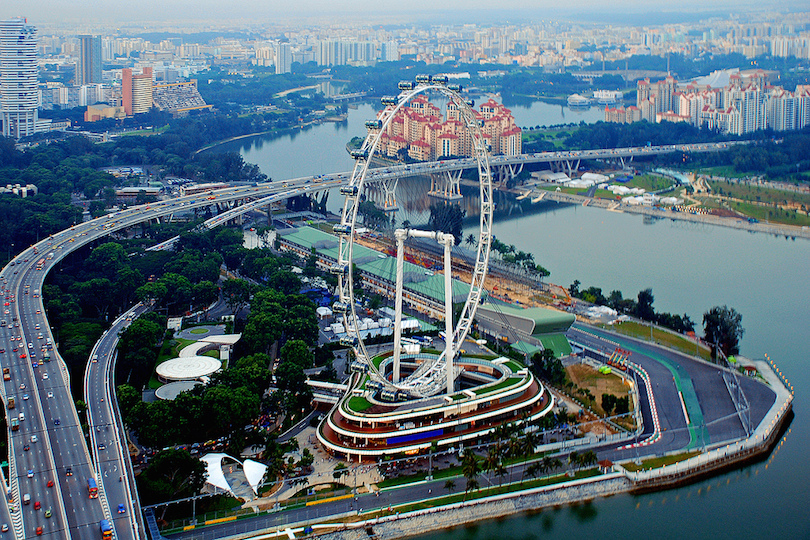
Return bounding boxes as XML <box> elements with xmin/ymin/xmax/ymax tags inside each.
<box><xmin>99</xmin><ymin>519</ymin><xmax>113</xmax><ymax>539</ymax></box>
<box><xmin>22</xmin><ymin>493</ymin><xmax>29</xmax><ymax>505</ymax></box>
<box><xmin>7</xmin><ymin>397</ymin><xmax>14</xmax><ymax>409</ymax></box>
<box><xmin>2</xmin><ymin>368</ymin><xmax>9</xmax><ymax>381</ymax></box>
<box><xmin>10</xmin><ymin>418</ymin><xmax>18</xmax><ymax>431</ymax></box>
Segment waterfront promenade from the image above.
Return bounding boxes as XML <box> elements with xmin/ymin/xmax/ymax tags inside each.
<box><xmin>537</xmin><ymin>190</ymin><xmax>810</xmax><ymax>239</ymax></box>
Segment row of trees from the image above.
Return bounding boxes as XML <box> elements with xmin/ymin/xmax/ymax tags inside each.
<box><xmin>569</xmin><ymin>281</ymin><xmax>695</xmax><ymax>334</ymax></box>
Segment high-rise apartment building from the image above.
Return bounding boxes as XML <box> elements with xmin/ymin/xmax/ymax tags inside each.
<box><xmin>122</xmin><ymin>67</ymin><xmax>153</xmax><ymax>116</ymax></box>
<box><xmin>275</xmin><ymin>42</ymin><xmax>292</xmax><ymax>74</ymax></box>
<box><xmin>0</xmin><ymin>17</ymin><xmax>38</xmax><ymax>139</ymax></box>
<box><xmin>77</xmin><ymin>35</ymin><xmax>102</xmax><ymax>86</ymax></box>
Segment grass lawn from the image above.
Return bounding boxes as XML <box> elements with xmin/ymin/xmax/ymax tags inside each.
<box><xmin>627</xmin><ymin>174</ymin><xmax>677</xmax><ymax>192</ymax></box>
<box><xmin>709</xmin><ymin>180</ymin><xmax>810</xmax><ymax>208</ymax></box>
<box><xmin>347</xmin><ymin>395</ymin><xmax>374</xmax><ymax>412</ymax></box>
<box><xmin>188</xmin><ymin>327</ymin><xmax>209</xmax><ymax>335</ymax></box>
<box><xmin>473</xmin><ymin>376</ymin><xmax>522</xmax><ymax>395</ymax></box>
<box><xmin>727</xmin><ymin>200</ymin><xmax>810</xmax><ymax>227</ymax></box>
<box><xmin>565</xmin><ymin>364</ymin><xmax>630</xmax><ymax>417</ymax></box>
<box><xmin>622</xmin><ymin>451</ymin><xmax>699</xmax><ymax>472</ymax></box>
<box><xmin>603</xmin><ymin>321</ymin><xmax>712</xmax><ymax>361</ymax></box>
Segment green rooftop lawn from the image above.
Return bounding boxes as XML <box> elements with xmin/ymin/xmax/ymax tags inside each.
<box><xmin>473</xmin><ymin>376</ymin><xmax>522</xmax><ymax>395</ymax></box>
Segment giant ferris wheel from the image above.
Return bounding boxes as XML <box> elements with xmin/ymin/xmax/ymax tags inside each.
<box><xmin>332</xmin><ymin>76</ymin><xmax>494</xmax><ymax>399</ymax></box>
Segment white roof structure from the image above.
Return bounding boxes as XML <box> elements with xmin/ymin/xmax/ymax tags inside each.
<box><xmin>154</xmin><ymin>380</ymin><xmax>202</xmax><ymax>400</ymax></box>
<box><xmin>156</xmin><ymin>356</ymin><xmax>221</xmax><ymax>382</ymax></box>
<box><xmin>201</xmin><ymin>453</ymin><xmax>268</xmax><ymax>496</ymax></box>
<box><xmin>178</xmin><ymin>342</ymin><xmax>216</xmax><ymax>358</ymax></box>
<box><xmin>199</xmin><ymin>334</ymin><xmax>242</xmax><ymax>346</ymax></box>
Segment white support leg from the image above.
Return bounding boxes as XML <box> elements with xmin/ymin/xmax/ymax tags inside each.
<box><xmin>392</xmin><ymin>228</ymin><xmax>407</xmax><ymax>383</ymax></box>
<box><xmin>439</xmin><ymin>232</ymin><xmax>455</xmax><ymax>395</ymax></box>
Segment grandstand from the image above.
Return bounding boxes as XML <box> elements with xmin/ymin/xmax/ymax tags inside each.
<box><xmin>152</xmin><ymin>80</ymin><xmax>212</xmax><ymax>116</ymax></box>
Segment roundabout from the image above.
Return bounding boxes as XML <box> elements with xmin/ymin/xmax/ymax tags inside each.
<box><xmin>317</xmin><ymin>76</ymin><xmax>553</xmax><ymax>460</ymax></box>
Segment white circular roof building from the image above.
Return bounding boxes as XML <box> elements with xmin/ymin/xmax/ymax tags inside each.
<box><xmin>155</xmin><ymin>381</ymin><xmax>203</xmax><ymax>400</ymax></box>
<box><xmin>156</xmin><ymin>356</ymin><xmax>222</xmax><ymax>383</ymax></box>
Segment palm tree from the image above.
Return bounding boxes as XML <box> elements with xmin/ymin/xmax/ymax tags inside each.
<box><xmin>568</xmin><ymin>451</ymin><xmax>580</xmax><ymax>474</ymax></box>
<box><xmin>444</xmin><ymin>478</ymin><xmax>456</xmax><ymax>496</ymax></box>
<box><xmin>461</xmin><ymin>449</ymin><xmax>481</xmax><ymax>501</ymax></box>
<box><xmin>580</xmin><ymin>450</ymin><xmax>598</xmax><ymax>469</ymax></box>
<box><xmin>465</xmin><ymin>233</ymin><xmax>477</xmax><ymax>249</ymax></box>
<box><xmin>494</xmin><ymin>461</ymin><xmax>508</xmax><ymax>489</ymax></box>
<box><xmin>522</xmin><ymin>431</ymin><xmax>539</xmax><ymax>460</ymax></box>
<box><xmin>484</xmin><ymin>446</ymin><xmax>500</xmax><ymax>479</ymax></box>
<box><xmin>524</xmin><ymin>462</ymin><xmax>541</xmax><ymax>484</ymax></box>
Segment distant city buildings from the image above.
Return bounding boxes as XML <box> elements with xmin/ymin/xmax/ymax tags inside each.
<box><xmin>606</xmin><ymin>69</ymin><xmax>810</xmax><ymax>134</ymax></box>
<box><xmin>377</xmin><ymin>96</ymin><xmax>522</xmax><ymax>161</ymax></box>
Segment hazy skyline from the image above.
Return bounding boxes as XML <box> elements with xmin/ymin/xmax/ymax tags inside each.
<box><xmin>2</xmin><ymin>0</ymin><xmax>806</xmax><ymax>27</ymax></box>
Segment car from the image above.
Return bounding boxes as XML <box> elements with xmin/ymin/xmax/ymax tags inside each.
<box><xmin>46</xmin><ymin>480</ymin><xmax>53</xmax><ymax>488</ymax></box>
<box><xmin>65</xmin><ymin>467</ymin><xmax>72</xmax><ymax>477</ymax></box>
<box><xmin>53</xmin><ymin>419</ymin><xmax>60</xmax><ymax>426</ymax></box>
<box><xmin>23</xmin><ymin>444</ymin><xmax>28</xmax><ymax>451</ymax></box>
<box><xmin>18</xmin><ymin>384</ymin><xmax>24</xmax><ymax>390</ymax></box>
<box><xmin>44</xmin><ymin>509</ymin><xmax>51</xmax><ymax>518</ymax></box>
<box><xmin>22</xmin><ymin>394</ymin><xmax>28</xmax><ymax>401</ymax></box>
<box><xmin>117</xmin><ymin>503</ymin><xmax>125</xmax><ymax>514</ymax></box>
<box><xmin>0</xmin><ymin>348</ymin><xmax>4</xmax><ymax>353</ymax></box>
<box><xmin>33</xmin><ymin>501</ymin><xmax>40</xmax><ymax>510</ymax></box>
<box><xmin>27</xmin><ymin>343</ymin><xmax>32</xmax><ymax>349</ymax></box>
<box><xmin>42</xmin><ymin>373</ymin><xmax>47</xmax><ymax>380</ymax></box>
<box><xmin>26</xmin><ymin>470</ymin><xmax>32</xmax><ymax>478</ymax></box>
<box><xmin>35</xmin><ymin>526</ymin><xmax>42</xmax><ymax>536</ymax></box>
<box><xmin>19</xmin><ymin>354</ymin><xmax>25</xmax><ymax>359</ymax></box>
<box><xmin>30</xmin><ymin>435</ymin><xmax>37</xmax><ymax>443</ymax></box>
<box><xmin>47</xmin><ymin>392</ymin><xmax>53</xmax><ymax>399</ymax></box>
<box><xmin>97</xmin><ymin>443</ymin><xmax>106</xmax><ymax>450</ymax></box>
<box><xmin>1</xmin><ymin>524</ymin><xmax>7</xmax><ymax>532</ymax></box>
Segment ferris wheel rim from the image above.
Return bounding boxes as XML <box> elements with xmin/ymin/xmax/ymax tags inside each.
<box><xmin>336</xmin><ymin>81</ymin><xmax>493</xmax><ymax>396</ymax></box>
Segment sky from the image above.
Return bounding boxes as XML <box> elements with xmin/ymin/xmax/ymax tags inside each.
<box><xmin>1</xmin><ymin>0</ymin><xmax>804</xmax><ymax>27</ymax></box>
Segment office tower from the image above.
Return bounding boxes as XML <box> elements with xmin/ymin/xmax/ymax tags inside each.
<box><xmin>0</xmin><ymin>17</ymin><xmax>38</xmax><ymax>139</ymax></box>
<box><xmin>77</xmin><ymin>35</ymin><xmax>102</xmax><ymax>86</ymax></box>
<box><xmin>122</xmin><ymin>67</ymin><xmax>153</xmax><ymax>116</ymax></box>
<box><xmin>276</xmin><ymin>42</ymin><xmax>292</xmax><ymax>74</ymax></box>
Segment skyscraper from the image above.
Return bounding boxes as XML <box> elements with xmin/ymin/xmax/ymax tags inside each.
<box><xmin>275</xmin><ymin>42</ymin><xmax>292</xmax><ymax>75</ymax></box>
<box><xmin>0</xmin><ymin>17</ymin><xmax>38</xmax><ymax>139</ymax></box>
<box><xmin>77</xmin><ymin>35</ymin><xmax>102</xmax><ymax>86</ymax></box>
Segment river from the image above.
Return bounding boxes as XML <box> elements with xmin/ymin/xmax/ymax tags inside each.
<box><xmin>215</xmin><ymin>100</ymin><xmax>809</xmax><ymax>539</ymax></box>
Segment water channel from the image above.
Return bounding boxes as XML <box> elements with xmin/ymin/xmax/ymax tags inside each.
<box><xmin>211</xmin><ymin>99</ymin><xmax>809</xmax><ymax>539</ymax></box>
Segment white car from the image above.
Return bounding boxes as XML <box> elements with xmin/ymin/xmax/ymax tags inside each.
<box><xmin>42</xmin><ymin>373</ymin><xmax>48</xmax><ymax>380</ymax></box>
<box><xmin>46</xmin><ymin>392</ymin><xmax>53</xmax><ymax>399</ymax></box>
<box><xmin>30</xmin><ymin>435</ymin><xmax>37</xmax><ymax>443</ymax></box>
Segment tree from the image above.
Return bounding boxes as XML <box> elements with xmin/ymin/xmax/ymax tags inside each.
<box><xmin>280</xmin><ymin>339</ymin><xmax>313</xmax><ymax>369</ymax></box>
<box><xmin>333</xmin><ymin>462</ymin><xmax>349</xmax><ymax>483</ymax></box>
<box><xmin>138</xmin><ymin>448</ymin><xmax>206</xmax><ymax>504</ymax></box>
<box><xmin>634</xmin><ymin>288</ymin><xmax>656</xmax><ymax>321</ymax></box>
<box><xmin>444</xmin><ymin>478</ymin><xmax>456</xmax><ymax>495</ymax></box>
<box><xmin>703</xmin><ymin>305</ymin><xmax>744</xmax><ymax>360</ymax></box>
<box><xmin>461</xmin><ymin>448</ymin><xmax>481</xmax><ymax>500</ymax></box>
<box><xmin>569</xmin><ymin>279</ymin><xmax>581</xmax><ymax>297</ymax></box>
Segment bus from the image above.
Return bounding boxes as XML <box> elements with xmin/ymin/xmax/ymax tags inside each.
<box><xmin>99</xmin><ymin>519</ymin><xmax>112</xmax><ymax>539</ymax></box>
<box><xmin>35</xmin><ymin>258</ymin><xmax>45</xmax><ymax>270</ymax></box>
<box><xmin>87</xmin><ymin>478</ymin><xmax>98</xmax><ymax>499</ymax></box>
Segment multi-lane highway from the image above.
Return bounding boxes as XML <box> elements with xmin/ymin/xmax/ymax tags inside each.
<box><xmin>0</xmin><ymin>141</ymin><xmax>740</xmax><ymax>539</ymax></box>
<box><xmin>85</xmin><ymin>304</ymin><xmax>150</xmax><ymax>540</ymax></box>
